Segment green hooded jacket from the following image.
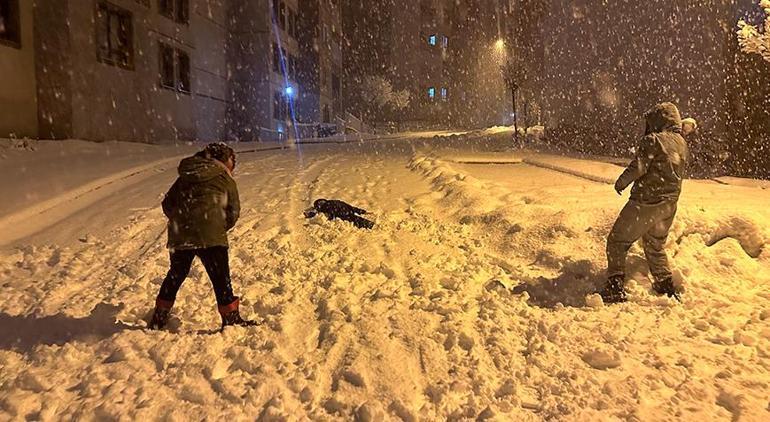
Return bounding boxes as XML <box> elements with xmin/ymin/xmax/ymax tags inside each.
<box><xmin>615</xmin><ymin>102</ymin><xmax>689</xmax><ymax>204</ymax></box>
<box><xmin>162</xmin><ymin>155</ymin><xmax>240</xmax><ymax>249</ymax></box>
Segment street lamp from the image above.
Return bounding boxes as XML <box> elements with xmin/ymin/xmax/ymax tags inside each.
<box><xmin>285</xmin><ymin>85</ymin><xmax>295</xmax><ymax>97</ymax></box>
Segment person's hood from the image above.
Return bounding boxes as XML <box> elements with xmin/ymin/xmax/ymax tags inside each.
<box><xmin>644</xmin><ymin>102</ymin><xmax>682</xmax><ymax>134</ymax></box>
<box><xmin>178</xmin><ymin>155</ymin><xmax>228</xmax><ymax>183</ymax></box>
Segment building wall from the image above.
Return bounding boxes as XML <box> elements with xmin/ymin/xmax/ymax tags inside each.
<box><xmin>192</xmin><ymin>0</ymin><xmax>229</xmax><ymax>142</ymax></box>
<box><xmin>228</xmin><ymin>0</ymin><xmax>306</xmax><ymax>140</ymax></box>
<box><xmin>0</xmin><ymin>0</ymin><xmax>37</xmax><ymax>138</ymax></box>
<box><xmin>34</xmin><ymin>0</ymin><xmax>228</xmax><ymax>143</ymax></box>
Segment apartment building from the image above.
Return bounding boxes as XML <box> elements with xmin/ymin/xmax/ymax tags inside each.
<box><xmin>0</xmin><ymin>0</ymin><xmax>37</xmax><ymax>138</ymax></box>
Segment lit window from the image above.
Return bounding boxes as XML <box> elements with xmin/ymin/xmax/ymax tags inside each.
<box><xmin>441</xmin><ymin>87</ymin><xmax>447</xmax><ymax>100</ymax></box>
<box><xmin>442</xmin><ymin>36</ymin><xmax>448</xmax><ymax>48</ymax></box>
<box><xmin>428</xmin><ymin>34</ymin><xmax>436</xmax><ymax>46</ymax></box>
<box><xmin>428</xmin><ymin>87</ymin><xmax>435</xmax><ymax>99</ymax></box>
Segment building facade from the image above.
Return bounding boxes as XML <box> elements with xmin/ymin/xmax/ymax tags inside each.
<box><xmin>0</xmin><ymin>0</ymin><xmax>37</xmax><ymax>138</ymax></box>
<box><xmin>0</xmin><ymin>0</ymin><xmax>342</xmax><ymax>142</ymax></box>
<box><xmin>297</xmin><ymin>0</ymin><xmax>343</xmax><ymax>127</ymax></box>
<box><xmin>31</xmin><ymin>0</ymin><xmax>230</xmax><ymax>142</ymax></box>
<box><xmin>341</xmin><ymin>0</ymin><xmax>457</xmax><ymax>129</ymax></box>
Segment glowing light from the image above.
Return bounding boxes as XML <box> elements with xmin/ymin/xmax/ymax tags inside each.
<box><xmin>495</xmin><ymin>39</ymin><xmax>505</xmax><ymax>51</ymax></box>
<box><xmin>285</xmin><ymin>86</ymin><xmax>294</xmax><ymax>97</ymax></box>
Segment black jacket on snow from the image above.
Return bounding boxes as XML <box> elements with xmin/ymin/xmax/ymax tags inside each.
<box><xmin>615</xmin><ymin>102</ymin><xmax>689</xmax><ymax>204</ymax></box>
<box><xmin>162</xmin><ymin>155</ymin><xmax>240</xmax><ymax>249</ymax></box>
<box><xmin>306</xmin><ymin>199</ymin><xmax>374</xmax><ymax>229</ymax></box>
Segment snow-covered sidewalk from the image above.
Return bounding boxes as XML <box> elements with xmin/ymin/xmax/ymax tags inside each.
<box><xmin>0</xmin><ymin>135</ymin><xmax>768</xmax><ymax>420</ymax></box>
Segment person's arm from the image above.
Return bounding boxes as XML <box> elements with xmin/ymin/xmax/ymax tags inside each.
<box><xmin>225</xmin><ymin>178</ymin><xmax>240</xmax><ymax>230</ymax></box>
<box><xmin>615</xmin><ymin>135</ymin><xmax>658</xmax><ymax>193</ymax></box>
<box><xmin>161</xmin><ymin>180</ymin><xmax>180</xmax><ymax>218</ymax></box>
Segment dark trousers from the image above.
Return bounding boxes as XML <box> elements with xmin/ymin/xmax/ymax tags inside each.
<box><xmin>157</xmin><ymin>246</ymin><xmax>237</xmax><ymax>306</ymax></box>
<box><xmin>329</xmin><ymin>214</ymin><xmax>374</xmax><ymax>229</ymax></box>
<box><xmin>607</xmin><ymin>200</ymin><xmax>678</xmax><ymax>281</ymax></box>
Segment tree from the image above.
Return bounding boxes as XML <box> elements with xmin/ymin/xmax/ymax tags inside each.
<box><xmin>361</xmin><ymin>75</ymin><xmax>394</xmax><ymax>122</ymax></box>
<box><xmin>390</xmin><ymin>89</ymin><xmax>411</xmax><ymax>132</ymax></box>
<box><xmin>501</xmin><ymin>58</ymin><xmax>527</xmax><ymax>144</ymax></box>
<box><xmin>737</xmin><ymin>0</ymin><xmax>770</xmax><ymax>63</ymax></box>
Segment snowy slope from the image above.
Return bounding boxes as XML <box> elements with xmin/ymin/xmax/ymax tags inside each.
<box><xmin>0</xmin><ymin>134</ymin><xmax>768</xmax><ymax>421</ymax></box>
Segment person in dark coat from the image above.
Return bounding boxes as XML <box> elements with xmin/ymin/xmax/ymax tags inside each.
<box><xmin>304</xmin><ymin>199</ymin><xmax>374</xmax><ymax>229</ymax></box>
<box><xmin>149</xmin><ymin>142</ymin><xmax>256</xmax><ymax>329</ymax></box>
<box><xmin>601</xmin><ymin>102</ymin><xmax>689</xmax><ymax>303</ymax></box>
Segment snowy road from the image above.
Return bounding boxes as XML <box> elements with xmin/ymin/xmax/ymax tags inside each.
<box><xmin>1</xmin><ymin>134</ymin><xmax>769</xmax><ymax>420</ymax></box>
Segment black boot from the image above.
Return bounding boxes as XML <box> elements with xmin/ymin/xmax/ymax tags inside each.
<box><xmin>218</xmin><ymin>298</ymin><xmax>258</xmax><ymax>329</ymax></box>
<box><xmin>149</xmin><ymin>307</ymin><xmax>171</xmax><ymax>330</ymax></box>
<box><xmin>221</xmin><ymin>309</ymin><xmax>258</xmax><ymax>328</ymax></box>
<box><xmin>600</xmin><ymin>275</ymin><xmax>627</xmax><ymax>304</ymax></box>
<box><xmin>148</xmin><ymin>299</ymin><xmax>174</xmax><ymax>330</ymax></box>
<box><xmin>652</xmin><ymin>277</ymin><xmax>681</xmax><ymax>301</ymax></box>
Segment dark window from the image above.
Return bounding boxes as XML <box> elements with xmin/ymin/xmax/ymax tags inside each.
<box><xmin>158</xmin><ymin>0</ymin><xmax>173</xmax><ymax>19</ymax></box>
<box><xmin>273</xmin><ymin>92</ymin><xmax>281</xmax><ymax>119</ymax></box>
<box><xmin>96</xmin><ymin>2</ymin><xmax>134</xmax><ymax>70</ymax></box>
<box><xmin>159</xmin><ymin>42</ymin><xmax>191</xmax><ymax>94</ymax></box>
<box><xmin>332</xmin><ymin>73</ymin><xmax>340</xmax><ymax>99</ymax></box>
<box><xmin>273</xmin><ymin>91</ymin><xmax>287</xmax><ymax>120</ymax></box>
<box><xmin>177</xmin><ymin>0</ymin><xmax>189</xmax><ymax>24</ymax></box>
<box><xmin>159</xmin><ymin>0</ymin><xmax>189</xmax><ymax>24</ymax></box>
<box><xmin>160</xmin><ymin>43</ymin><xmax>175</xmax><ymax>88</ymax></box>
<box><xmin>177</xmin><ymin>49</ymin><xmax>190</xmax><ymax>92</ymax></box>
<box><xmin>288</xmin><ymin>9</ymin><xmax>296</xmax><ymax>39</ymax></box>
<box><xmin>0</xmin><ymin>0</ymin><xmax>21</xmax><ymax>48</ymax></box>
<box><xmin>323</xmin><ymin>105</ymin><xmax>330</xmax><ymax>123</ymax></box>
<box><xmin>289</xmin><ymin>55</ymin><xmax>295</xmax><ymax>81</ymax></box>
<box><xmin>279</xmin><ymin>2</ymin><xmax>286</xmax><ymax>29</ymax></box>
<box><xmin>272</xmin><ymin>43</ymin><xmax>280</xmax><ymax>73</ymax></box>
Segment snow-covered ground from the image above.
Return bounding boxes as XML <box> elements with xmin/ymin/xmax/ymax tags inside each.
<box><xmin>0</xmin><ymin>131</ymin><xmax>768</xmax><ymax>420</ymax></box>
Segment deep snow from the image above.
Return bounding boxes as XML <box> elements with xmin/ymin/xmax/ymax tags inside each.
<box><xmin>0</xmin><ymin>131</ymin><xmax>768</xmax><ymax>421</ymax></box>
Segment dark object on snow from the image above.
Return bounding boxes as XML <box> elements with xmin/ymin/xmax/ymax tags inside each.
<box><xmin>605</xmin><ymin>103</ymin><xmax>688</xmax><ymax>302</ymax></box>
<box><xmin>151</xmin><ymin>143</ymin><xmax>255</xmax><ymax>330</ymax></box>
<box><xmin>148</xmin><ymin>306</ymin><xmax>171</xmax><ymax>330</ymax></box>
<box><xmin>220</xmin><ymin>303</ymin><xmax>258</xmax><ymax>328</ymax></box>
<box><xmin>652</xmin><ymin>277</ymin><xmax>681</xmax><ymax>301</ymax></box>
<box><xmin>305</xmin><ymin>198</ymin><xmax>374</xmax><ymax>229</ymax></box>
<box><xmin>599</xmin><ymin>275</ymin><xmax>627</xmax><ymax>304</ymax></box>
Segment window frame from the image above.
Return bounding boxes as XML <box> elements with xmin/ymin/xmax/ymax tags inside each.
<box><xmin>95</xmin><ymin>1</ymin><xmax>135</xmax><ymax>71</ymax></box>
<box><xmin>158</xmin><ymin>0</ymin><xmax>189</xmax><ymax>24</ymax></box>
<box><xmin>158</xmin><ymin>41</ymin><xmax>191</xmax><ymax>95</ymax></box>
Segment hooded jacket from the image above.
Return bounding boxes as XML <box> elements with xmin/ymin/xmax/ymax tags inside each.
<box><xmin>615</xmin><ymin>102</ymin><xmax>689</xmax><ymax>204</ymax></box>
<box><xmin>162</xmin><ymin>155</ymin><xmax>240</xmax><ymax>249</ymax></box>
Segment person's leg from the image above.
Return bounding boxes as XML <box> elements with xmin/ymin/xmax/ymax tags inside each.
<box><xmin>198</xmin><ymin>246</ymin><xmax>256</xmax><ymax>327</ymax></box>
<box><xmin>150</xmin><ymin>249</ymin><xmax>195</xmax><ymax>329</ymax></box>
<box><xmin>606</xmin><ymin>201</ymin><xmax>658</xmax><ymax>278</ymax></box>
<box><xmin>157</xmin><ymin>249</ymin><xmax>196</xmax><ymax>306</ymax></box>
<box><xmin>348</xmin><ymin>215</ymin><xmax>374</xmax><ymax>230</ymax></box>
<box><xmin>643</xmin><ymin>202</ymin><xmax>681</xmax><ymax>299</ymax></box>
<box><xmin>642</xmin><ymin>202</ymin><xmax>677</xmax><ymax>281</ymax></box>
<box><xmin>197</xmin><ymin>246</ymin><xmax>237</xmax><ymax>307</ymax></box>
